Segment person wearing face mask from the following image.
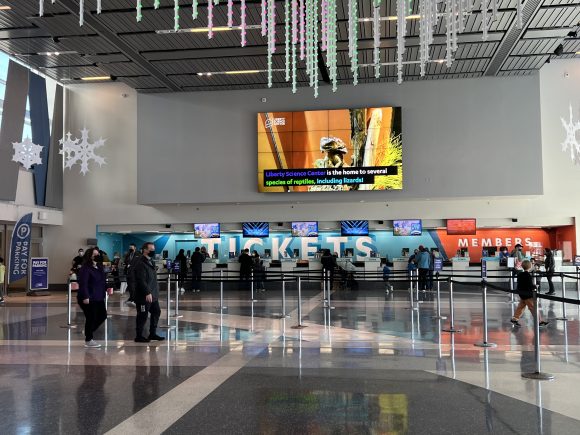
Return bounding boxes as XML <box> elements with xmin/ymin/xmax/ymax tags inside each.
<box><xmin>124</xmin><ymin>244</ymin><xmax>139</xmax><ymax>306</ymax></box>
<box><xmin>133</xmin><ymin>242</ymin><xmax>165</xmax><ymax>343</ymax></box>
<box><xmin>77</xmin><ymin>248</ymin><xmax>108</xmax><ymax>348</ymax></box>
<box><xmin>510</xmin><ymin>244</ymin><xmax>525</xmax><ymax>271</ymax></box>
<box><xmin>72</xmin><ymin>248</ymin><xmax>85</xmax><ymax>273</ymax></box>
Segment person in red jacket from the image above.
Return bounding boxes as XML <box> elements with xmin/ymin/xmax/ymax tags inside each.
<box><xmin>77</xmin><ymin>248</ymin><xmax>108</xmax><ymax>348</ymax></box>
<box><xmin>510</xmin><ymin>260</ymin><xmax>549</xmax><ymax>328</ymax></box>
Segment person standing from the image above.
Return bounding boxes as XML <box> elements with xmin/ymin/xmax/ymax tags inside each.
<box><xmin>123</xmin><ymin>244</ymin><xmax>139</xmax><ymax>306</ymax></box>
<box><xmin>510</xmin><ymin>260</ymin><xmax>549</xmax><ymax>328</ymax></box>
<box><xmin>174</xmin><ymin>249</ymin><xmax>188</xmax><ymax>293</ymax></box>
<box><xmin>77</xmin><ymin>248</ymin><xmax>108</xmax><ymax>348</ymax></box>
<box><xmin>0</xmin><ymin>256</ymin><xmax>5</xmax><ymax>303</ymax></box>
<box><xmin>543</xmin><ymin>248</ymin><xmax>556</xmax><ymax>295</ymax></box>
<box><xmin>321</xmin><ymin>249</ymin><xmax>336</xmax><ymax>290</ymax></box>
<box><xmin>417</xmin><ymin>246</ymin><xmax>431</xmax><ymax>291</ymax></box>
<box><xmin>238</xmin><ymin>249</ymin><xmax>253</xmax><ymax>290</ymax></box>
<box><xmin>511</xmin><ymin>244</ymin><xmax>525</xmax><ymax>270</ymax></box>
<box><xmin>190</xmin><ymin>247</ymin><xmax>205</xmax><ymax>292</ymax></box>
<box><xmin>72</xmin><ymin>248</ymin><xmax>84</xmax><ymax>273</ymax></box>
<box><xmin>133</xmin><ymin>242</ymin><xmax>165</xmax><ymax>343</ymax></box>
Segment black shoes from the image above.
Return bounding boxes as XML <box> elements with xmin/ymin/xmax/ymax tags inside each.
<box><xmin>546</xmin><ymin>292</ymin><xmax>555</xmax><ymax>295</ymax></box>
<box><xmin>510</xmin><ymin>319</ymin><xmax>521</xmax><ymax>327</ymax></box>
<box><xmin>148</xmin><ymin>334</ymin><xmax>165</xmax><ymax>341</ymax></box>
<box><xmin>539</xmin><ymin>321</ymin><xmax>550</xmax><ymax>327</ymax></box>
<box><xmin>134</xmin><ymin>336</ymin><xmax>150</xmax><ymax>343</ymax></box>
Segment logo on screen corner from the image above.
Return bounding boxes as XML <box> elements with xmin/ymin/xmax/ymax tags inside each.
<box><xmin>265</xmin><ymin>117</ymin><xmax>286</xmax><ymax>128</ymax></box>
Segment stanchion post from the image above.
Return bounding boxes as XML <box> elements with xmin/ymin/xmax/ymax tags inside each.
<box><xmin>432</xmin><ymin>273</ymin><xmax>447</xmax><ymax>320</ymax></box>
<box><xmin>576</xmin><ymin>266</ymin><xmax>580</xmax><ymax>301</ymax></box>
<box><xmin>281</xmin><ymin>273</ymin><xmax>288</xmax><ymax>318</ymax></box>
<box><xmin>443</xmin><ymin>279</ymin><xmax>462</xmax><ymax>333</ymax></box>
<box><xmin>250</xmin><ymin>270</ymin><xmax>257</xmax><ymax>302</ymax></box>
<box><xmin>160</xmin><ymin>273</ymin><xmax>175</xmax><ymax>329</ymax></box>
<box><xmin>171</xmin><ymin>275</ymin><xmax>183</xmax><ymax>318</ymax></box>
<box><xmin>475</xmin><ymin>280</ymin><xmax>496</xmax><ymax>348</ymax></box>
<box><xmin>555</xmin><ymin>273</ymin><xmax>568</xmax><ymax>321</ymax></box>
<box><xmin>60</xmin><ymin>281</ymin><xmax>77</xmax><ymax>329</ymax></box>
<box><xmin>522</xmin><ymin>290</ymin><xmax>554</xmax><ymax>380</ymax></box>
<box><xmin>218</xmin><ymin>269</ymin><xmax>228</xmax><ymax>311</ymax></box>
<box><xmin>291</xmin><ymin>276</ymin><xmax>307</xmax><ymax>329</ymax></box>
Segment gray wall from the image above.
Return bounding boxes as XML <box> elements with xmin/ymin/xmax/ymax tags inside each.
<box><xmin>137</xmin><ymin>75</ymin><xmax>543</xmax><ymax>205</ymax></box>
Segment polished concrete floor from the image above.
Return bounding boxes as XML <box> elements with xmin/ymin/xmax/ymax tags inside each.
<box><xmin>1</xmin><ymin>280</ymin><xmax>580</xmax><ymax>434</ymax></box>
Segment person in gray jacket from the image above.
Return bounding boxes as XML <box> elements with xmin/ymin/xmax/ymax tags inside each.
<box><xmin>133</xmin><ymin>242</ymin><xmax>165</xmax><ymax>343</ymax></box>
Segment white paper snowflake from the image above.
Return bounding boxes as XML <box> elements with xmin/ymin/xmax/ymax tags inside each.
<box><xmin>59</xmin><ymin>128</ymin><xmax>106</xmax><ymax>176</ymax></box>
<box><xmin>12</xmin><ymin>137</ymin><xmax>43</xmax><ymax>170</ymax></box>
<box><xmin>560</xmin><ymin>104</ymin><xmax>580</xmax><ymax>165</ymax></box>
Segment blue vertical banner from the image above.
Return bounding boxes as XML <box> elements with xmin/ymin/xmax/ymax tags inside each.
<box><xmin>29</xmin><ymin>258</ymin><xmax>49</xmax><ymax>290</ymax></box>
<box><xmin>29</xmin><ymin>72</ymin><xmax>51</xmax><ymax>207</ymax></box>
<box><xmin>9</xmin><ymin>213</ymin><xmax>33</xmax><ymax>283</ymax></box>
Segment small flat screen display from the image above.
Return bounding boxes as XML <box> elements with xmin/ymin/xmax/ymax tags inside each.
<box><xmin>447</xmin><ymin>219</ymin><xmax>477</xmax><ymax>235</ymax></box>
<box><xmin>341</xmin><ymin>220</ymin><xmax>369</xmax><ymax>236</ymax></box>
<box><xmin>291</xmin><ymin>221</ymin><xmax>318</xmax><ymax>237</ymax></box>
<box><xmin>242</xmin><ymin>222</ymin><xmax>270</xmax><ymax>238</ymax></box>
<box><xmin>194</xmin><ymin>223</ymin><xmax>220</xmax><ymax>238</ymax></box>
<box><xmin>393</xmin><ymin>220</ymin><xmax>422</xmax><ymax>236</ymax></box>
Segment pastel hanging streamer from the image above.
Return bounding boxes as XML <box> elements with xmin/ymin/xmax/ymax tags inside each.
<box><xmin>262</xmin><ymin>0</ymin><xmax>267</xmax><ymax>36</ymax></box>
<box><xmin>174</xmin><ymin>0</ymin><xmax>180</xmax><ymax>31</ymax></box>
<box><xmin>40</xmin><ymin>0</ymin><xmax>44</xmax><ymax>17</ymax></box>
<box><xmin>228</xmin><ymin>0</ymin><xmax>233</xmax><ymax>27</ymax></box>
<box><xmin>80</xmin><ymin>0</ymin><xmax>85</xmax><ymax>26</ymax></box>
<box><xmin>285</xmin><ymin>0</ymin><xmax>291</xmax><ymax>81</ymax></box>
<box><xmin>327</xmin><ymin>0</ymin><xmax>337</xmax><ymax>91</ymax></box>
<box><xmin>299</xmin><ymin>0</ymin><xmax>305</xmax><ymax>61</ymax></box>
<box><xmin>291</xmin><ymin>0</ymin><xmax>298</xmax><ymax>93</ymax></box>
<box><xmin>373</xmin><ymin>0</ymin><xmax>381</xmax><ymax>79</ymax></box>
<box><xmin>241</xmin><ymin>0</ymin><xmax>247</xmax><ymax>46</ymax></box>
<box><xmin>97</xmin><ymin>0</ymin><xmax>102</xmax><ymax>14</ymax></box>
<box><xmin>136</xmin><ymin>0</ymin><xmax>142</xmax><ymax>22</ymax></box>
<box><xmin>192</xmin><ymin>0</ymin><xmax>198</xmax><ymax>19</ymax></box>
<box><xmin>321</xmin><ymin>0</ymin><xmax>328</xmax><ymax>51</ymax></box>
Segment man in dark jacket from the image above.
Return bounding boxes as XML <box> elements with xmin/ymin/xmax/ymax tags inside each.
<box><xmin>510</xmin><ymin>260</ymin><xmax>549</xmax><ymax>328</ymax></box>
<box><xmin>133</xmin><ymin>242</ymin><xmax>165</xmax><ymax>343</ymax></box>
<box><xmin>190</xmin><ymin>247</ymin><xmax>205</xmax><ymax>292</ymax></box>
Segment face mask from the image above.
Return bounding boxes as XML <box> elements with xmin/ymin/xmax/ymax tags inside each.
<box><xmin>93</xmin><ymin>255</ymin><xmax>103</xmax><ymax>263</ymax></box>
<box><xmin>79</xmin><ymin>251</ymin><xmax>84</xmax><ymax>256</ymax></box>
<box><xmin>148</xmin><ymin>251</ymin><xmax>156</xmax><ymax>258</ymax></box>
<box><xmin>130</xmin><ymin>248</ymin><xmax>135</xmax><ymax>252</ymax></box>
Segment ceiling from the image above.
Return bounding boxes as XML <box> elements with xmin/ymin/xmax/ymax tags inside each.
<box><xmin>0</xmin><ymin>0</ymin><xmax>578</xmax><ymax>93</ymax></box>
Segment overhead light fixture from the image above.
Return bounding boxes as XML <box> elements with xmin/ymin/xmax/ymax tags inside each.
<box><xmin>225</xmin><ymin>70</ymin><xmax>261</xmax><ymax>75</ymax></box>
<box><xmin>0</xmin><ymin>6</ymin><xmax>11</xmax><ymax>11</ymax></box>
<box><xmin>37</xmin><ymin>50</ymin><xmax>77</xmax><ymax>56</ymax></box>
<box><xmin>197</xmin><ymin>69</ymin><xmax>283</xmax><ymax>76</ymax></box>
<box><xmin>360</xmin><ymin>15</ymin><xmax>420</xmax><ymax>22</ymax></box>
<box><xmin>80</xmin><ymin>76</ymin><xmax>112</xmax><ymax>81</ymax></box>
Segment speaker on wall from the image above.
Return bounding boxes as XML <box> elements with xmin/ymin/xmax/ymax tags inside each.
<box><xmin>277</xmin><ymin>222</ymin><xmax>283</xmax><ymax>226</ymax></box>
<box><xmin>378</xmin><ymin>220</ymin><xmax>384</xmax><ymax>225</ymax></box>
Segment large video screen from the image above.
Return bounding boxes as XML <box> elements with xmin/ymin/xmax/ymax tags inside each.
<box><xmin>258</xmin><ymin>108</ymin><xmax>402</xmax><ymax>192</ymax></box>
<box><xmin>447</xmin><ymin>219</ymin><xmax>477</xmax><ymax>235</ymax></box>
<box><xmin>291</xmin><ymin>221</ymin><xmax>318</xmax><ymax>237</ymax></box>
<box><xmin>194</xmin><ymin>223</ymin><xmax>220</xmax><ymax>238</ymax></box>
<box><xmin>242</xmin><ymin>222</ymin><xmax>269</xmax><ymax>238</ymax></box>
<box><xmin>341</xmin><ymin>220</ymin><xmax>369</xmax><ymax>236</ymax></box>
<box><xmin>393</xmin><ymin>220</ymin><xmax>422</xmax><ymax>236</ymax></box>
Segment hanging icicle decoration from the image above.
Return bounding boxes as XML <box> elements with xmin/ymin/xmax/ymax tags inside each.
<box><xmin>97</xmin><ymin>0</ymin><xmax>102</xmax><ymax>14</ymax></box>
<box><xmin>155</xmin><ymin>0</ymin><xmax>160</xmax><ymax>8</ymax></box>
<box><xmin>39</xmin><ymin>0</ymin><xmax>44</xmax><ymax>17</ymax></box>
<box><xmin>136</xmin><ymin>0</ymin><xmax>143</xmax><ymax>22</ymax></box>
<box><xmin>350</xmin><ymin>0</ymin><xmax>359</xmax><ymax>85</ymax></box>
<box><xmin>445</xmin><ymin>0</ymin><xmax>452</xmax><ymax>66</ymax></box>
<box><xmin>299</xmin><ymin>0</ymin><xmax>306</xmax><ymax>61</ymax></box>
<box><xmin>79</xmin><ymin>0</ymin><xmax>85</xmax><ymax>26</ymax></box>
<box><xmin>192</xmin><ymin>0</ymin><xmax>198</xmax><ymax>19</ymax></box>
<box><xmin>482</xmin><ymin>0</ymin><xmax>488</xmax><ymax>41</ymax></box>
<box><xmin>516</xmin><ymin>0</ymin><xmax>523</xmax><ymax>29</ymax></box>
<box><xmin>292</xmin><ymin>0</ymin><xmax>298</xmax><ymax>93</ymax></box>
<box><xmin>313</xmin><ymin>0</ymin><xmax>319</xmax><ymax>98</ymax></box>
<box><xmin>267</xmin><ymin>0</ymin><xmax>275</xmax><ymax>87</ymax></box>
<box><xmin>241</xmin><ymin>0</ymin><xmax>247</xmax><ymax>46</ymax></box>
<box><xmin>419</xmin><ymin>0</ymin><xmax>426</xmax><ymax>77</ymax></box>
<box><xmin>327</xmin><ymin>0</ymin><xmax>338</xmax><ymax>92</ymax></box>
<box><xmin>321</xmin><ymin>0</ymin><xmax>328</xmax><ymax>51</ymax></box>
<box><xmin>285</xmin><ymin>0</ymin><xmax>291</xmax><ymax>82</ymax></box>
<box><xmin>373</xmin><ymin>0</ymin><xmax>381</xmax><ymax>79</ymax></box>
<box><xmin>227</xmin><ymin>0</ymin><xmax>234</xmax><ymax>27</ymax></box>
<box><xmin>451</xmin><ymin>0</ymin><xmax>457</xmax><ymax>53</ymax></box>
<box><xmin>396</xmin><ymin>0</ymin><xmax>406</xmax><ymax>84</ymax></box>
<box><xmin>174</xmin><ymin>0</ymin><xmax>180</xmax><ymax>31</ymax></box>
<box><xmin>262</xmin><ymin>0</ymin><xmax>267</xmax><ymax>36</ymax></box>
<box><xmin>208</xmin><ymin>0</ymin><xmax>214</xmax><ymax>37</ymax></box>
<box><xmin>491</xmin><ymin>0</ymin><xmax>498</xmax><ymax>23</ymax></box>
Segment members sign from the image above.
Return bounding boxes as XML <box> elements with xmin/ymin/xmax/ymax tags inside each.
<box><xmin>30</xmin><ymin>258</ymin><xmax>49</xmax><ymax>290</ymax></box>
<box><xmin>9</xmin><ymin>213</ymin><xmax>32</xmax><ymax>283</ymax></box>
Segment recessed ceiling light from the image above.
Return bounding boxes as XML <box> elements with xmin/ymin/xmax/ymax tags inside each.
<box><xmin>0</xmin><ymin>6</ymin><xmax>12</xmax><ymax>11</ymax></box>
<box><xmin>225</xmin><ymin>70</ymin><xmax>261</xmax><ymax>75</ymax></box>
<box><xmin>80</xmin><ymin>76</ymin><xmax>112</xmax><ymax>81</ymax></box>
<box><xmin>156</xmin><ymin>25</ymin><xmax>261</xmax><ymax>34</ymax></box>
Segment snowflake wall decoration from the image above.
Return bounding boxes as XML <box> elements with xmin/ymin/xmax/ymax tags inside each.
<box><xmin>561</xmin><ymin>104</ymin><xmax>580</xmax><ymax>165</ymax></box>
<box><xmin>60</xmin><ymin>128</ymin><xmax>106</xmax><ymax>175</ymax></box>
<box><xmin>12</xmin><ymin>137</ymin><xmax>43</xmax><ymax>170</ymax></box>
